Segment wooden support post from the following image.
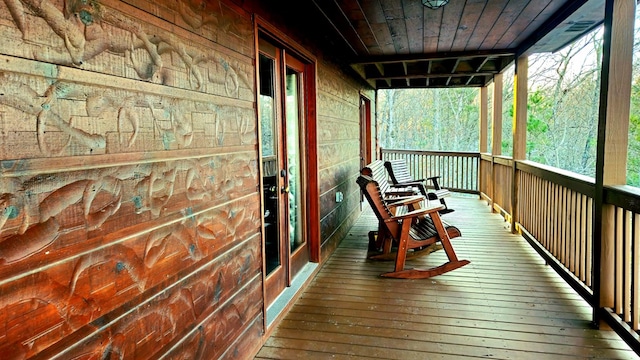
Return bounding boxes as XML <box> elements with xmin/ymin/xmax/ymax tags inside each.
<box><xmin>511</xmin><ymin>56</ymin><xmax>528</xmax><ymax>233</ymax></box>
<box><xmin>593</xmin><ymin>0</ymin><xmax>634</xmax><ymax>325</ymax></box>
<box><xmin>479</xmin><ymin>86</ymin><xmax>488</xmax><ymax>153</ymax></box>
<box><xmin>491</xmin><ymin>73</ymin><xmax>504</xmax><ymax>209</ymax></box>
<box><xmin>375</xmin><ymin>90</ymin><xmax>381</xmax><ymax>160</ymax></box>
<box><xmin>479</xmin><ymin>86</ymin><xmax>488</xmax><ymax>200</ymax></box>
<box><xmin>492</xmin><ymin>74</ymin><xmax>503</xmax><ymax>157</ymax></box>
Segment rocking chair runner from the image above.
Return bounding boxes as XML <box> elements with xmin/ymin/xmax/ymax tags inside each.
<box><xmin>357</xmin><ymin>175</ymin><xmax>469</xmax><ymax>279</ymax></box>
<box><xmin>384</xmin><ymin>159</ymin><xmax>454</xmax><ymax>214</ymax></box>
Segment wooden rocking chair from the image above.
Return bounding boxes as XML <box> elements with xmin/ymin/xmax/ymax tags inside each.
<box><xmin>361</xmin><ymin>160</ymin><xmax>421</xmax><ymax>216</ymax></box>
<box><xmin>384</xmin><ymin>159</ymin><xmax>454</xmax><ymax>214</ymax></box>
<box><xmin>357</xmin><ymin>175</ymin><xmax>469</xmax><ymax>279</ymax></box>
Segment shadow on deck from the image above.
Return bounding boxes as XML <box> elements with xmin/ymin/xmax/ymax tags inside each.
<box><xmin>256</xmin><ymin>197</ymin><xmax>639</xmax><ymax>359</ymax></box>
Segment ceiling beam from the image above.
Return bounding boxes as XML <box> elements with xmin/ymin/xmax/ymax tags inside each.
<box><xmin>473</xmin><ymin>57</ymin><xmax>491</xmax><ymax>72</ymax></box>
<box><xmin>365</xmin><ymin>71</ymin><xmax>500</xmax><ymax>80</ymax></box>
<box><xmin>450</xmin><ymin>59</ymin><xmax>461</xmax><ymax>74</ymax></box>
<box><xmin>350</xmin><ymin>50</ymin><xmax>515</xmax><ymax>66</ymax></box>
<box><xmin>465</xmin><ymin>75</ymin><xmax>475</xmax><ymax>86</ymax></box>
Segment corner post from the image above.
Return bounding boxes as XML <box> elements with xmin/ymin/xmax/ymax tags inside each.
<box><xmin>479</xmin><ymin>86</ymin><xmax>488</xmax><ymax>153</ymax></box>
<box><xmin>479</xmin><ymin>86</ymin><xmax>488</xmax><ymax>199</ymax></box>
<box><xmin>593</xmin><ymin>0</ymin><xmax>634</xmax><ymax>325</ymax></box>
<box><xmin>512</xmin><ymin>56</ymin><xmax>528</xmax><ymax>233</ymax></box>
<box><xmin>491</xmin><ymin>73</ymin><xmax>504</xmax><ymax>209</ymax></box>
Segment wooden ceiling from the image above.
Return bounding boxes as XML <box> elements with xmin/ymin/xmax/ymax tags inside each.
<box><xmin>309</xmin><ymin>0</ymin><xmax>605</xmax><ymax>89</ymax></box>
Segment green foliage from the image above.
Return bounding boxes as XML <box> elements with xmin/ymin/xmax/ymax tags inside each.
<box><xmin>501</xmin><ymin>68</ymin><xmax>515</xmax><ymax>156</ymax></box>
<box><xmin>377</xmin><ymin>88</ymin><xmax>479</xmax><ymax>152</ymax></box>
<box><xmin>627</xmin><ymin>81</ymin><xmax>640</xmax><ymax>186</ymax></box>
<box><xmin>377</xmin><ymin>19</ymin><xmax>640</xmax><ymax>187</ymax></box>
<box><xmin>520</xmin><ymin>32</ymin><xmax>601</xmax><ymax>177</ymax></box>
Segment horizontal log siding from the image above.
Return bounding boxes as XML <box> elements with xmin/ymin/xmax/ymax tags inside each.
<box><xmin>0</xmin><ymin>0</ymin><xmax>374</xmax><ymax>357</ymax></box>
<box><xmin>0</xmin><ymin>0</ymin><xmax>265</xmax><ymax>358</ymax></box>
<box><xmin>316</xmin><ymin>66</ymin><xmax>374</xmax><ymax>256</ymax></box>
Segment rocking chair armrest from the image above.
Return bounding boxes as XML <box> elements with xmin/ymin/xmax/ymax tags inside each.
<box><xmin>384</xmin><ymin>187</ymin><xmax>416</xmax><ymax>196</ymax></box>
<box><xmin>388</xmin><ymin>183</ymin><xmax>418</xmax><ymax>191</ymax></box>
<box><xmin>395</xmin><ymin>180</ymin><xmax>424</xmax><ymax>187</ymax></box>
<box><xmin>385</xmin><ymin>195</ymin><xmax>424</xmax><ymax>208</ymax></box>
<box><xmin>386</xmin><ymin>204</ymin><xmax>445</xmax><ymax>222</ymax></box>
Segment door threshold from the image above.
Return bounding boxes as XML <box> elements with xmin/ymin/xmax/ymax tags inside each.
<box><xmin>266</xmin><ymin>262</ymin><xmax>318</xmax><ymax>327</ymax></box>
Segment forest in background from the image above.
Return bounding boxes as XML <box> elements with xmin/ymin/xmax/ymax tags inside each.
<box><xmin>377</xmin><ymin>12</ymin><xmax>640</xmax><ymax>187</ymax></box>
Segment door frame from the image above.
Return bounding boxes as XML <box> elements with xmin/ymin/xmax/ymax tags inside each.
<box><xmin>283</xmin><ymin>53</ymin><xmax>311</xmax><ymax>283</ymax></box>
<box><xmin>254</xmin><ymin>16</ymin><xmax>319</xmax><ymax>314</ymax></box>
<box><xmin>360</xmin><ymin>94</ymin><xmax>372</xmax><ymax>207</ymax></box>
<box><xmin>360</xmin><ymin>95</ymin><xmax>372</xmax><ymax>170</ymax></box>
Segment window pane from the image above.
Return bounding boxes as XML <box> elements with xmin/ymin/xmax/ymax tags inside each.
<box><xmin>260</xmin><ymin>54</ymin><xmax>276</xmax><ymax>158</ymax></box>
<box><xmin>286</xmin><ymin>67</ymin><xmax>304</xmax><ymax>252</ymax></box>
<box><xmin>259</xmin><ymin>53</ymin><xmax>280</xmax><ymax>275</ymax></box>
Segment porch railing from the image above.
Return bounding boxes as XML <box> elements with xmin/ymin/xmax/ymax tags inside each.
<box><xmin>491</xmin><ymin>156</ymin><xmax>514</xmax><ymax>217</ymax></box>
<box><xmin>602</xmin><ymin>185</ymin><xmax>640</xmax><ymax>334</ymax></box>
<box><xmin>378</xmin><ymin>149</ymin><xmax>640</xmax><ymax>349</ymax></box>
<box><xmin>380</xmin><ymin>149</ymin><xmax>480</xmax><ymax>194</ymax></box>
<box><xmin>480</xmin><ymin>154</ymin><xmax>640</xmax><ymax>354</ymax></box>
<box><xmin>515</xmin><ymin>161</ymin><xmax>595</xmax><ymax>302</ymax></box>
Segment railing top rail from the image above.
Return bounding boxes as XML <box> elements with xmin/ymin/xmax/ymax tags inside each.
<box><xmin>492</xmin><ymin>155</ymin><xmax>513</xmax><ymax>161</ymax></box>
<box><xmin>480</xmin><ymin>153</ymin><xmax>494</xmax><ymax>161</ymax></box>
<box><xmin>516</xmin><ymin>160</ymin><xmax>595</xmax><ymax>197</ymax></box>
<box><xmin>478</xmin><ymin>154</ymin><xmax>514</xmax><ymax>164</ymax></box>
<box><xmin>605</xmin><ymin>185</ymin><xmax>640</xmax><ymax>213</ymax></box>
<box><xmin>381</xmin><ymin>149</ymin><xmax>480</xmax><ymax>157</ymax></box>
<box><xmin>493</xmin><ymin>157</ymin><xmax>513</xmax><ymax>166</ymax></box>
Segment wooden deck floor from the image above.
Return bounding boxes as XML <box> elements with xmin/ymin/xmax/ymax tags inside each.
<box><xmin>255</xmin><ymin>197</ymin><xmax>639</xmax><ymax>359</ymax></box>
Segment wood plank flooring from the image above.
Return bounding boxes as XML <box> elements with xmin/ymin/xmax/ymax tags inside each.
<box><xmin>256</xmin><ymin>197</ymin><xmax>639</xmax><ymax>359</ymax></box>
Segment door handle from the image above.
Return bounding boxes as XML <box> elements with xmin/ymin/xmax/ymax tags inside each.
<box><xmin>281</xmin><ymin>186</ymin><xmax>290</xmax><ymax>193</ymax></box>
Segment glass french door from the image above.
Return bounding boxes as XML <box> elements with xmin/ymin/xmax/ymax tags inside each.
<box><xmin>259</xmin><ymin>38</ymin><xmax>309</xmax><ymax>307</ymax></box>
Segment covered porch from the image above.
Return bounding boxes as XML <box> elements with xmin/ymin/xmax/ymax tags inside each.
<box><xmin>257</xmin><ymin>195</ymin><xmax>638</xmax><ymax>359</ymax></box>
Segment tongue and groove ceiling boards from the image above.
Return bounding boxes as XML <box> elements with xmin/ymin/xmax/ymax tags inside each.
<box><xmin>307</xmin><ymin>0</ymin><xmax>605</xmax><ymax>89</ymax></box>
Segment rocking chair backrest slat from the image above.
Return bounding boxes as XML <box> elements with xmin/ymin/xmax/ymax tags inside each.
<box><xmin>362</xmin><ymin>160</ymin><xmax>419</xmax><ymax>206</ymax></box>
<box><xmin>385</xmin><ymin>159</ymin><xmax>454</xmax><ymax>214</ymax></box>
<box><xmin>356</xmin><ymin>175</ymin><xmax>400</xmax><ymax>236</ymax></box>
<box><xmin>361</xmin><ymin>160</ymin><xmax>391</xmax><ymax>194</ymax></box>
<box><xmin>386</xmin><ymin>159</ymin><xmax>414</xmax><ymax>184</ymax></box>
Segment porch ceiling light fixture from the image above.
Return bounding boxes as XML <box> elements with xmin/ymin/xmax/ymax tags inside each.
<box><xmin>422</xmin><ymin>0</ymin><xmax>449</xmax><ymax>9</ymax></box>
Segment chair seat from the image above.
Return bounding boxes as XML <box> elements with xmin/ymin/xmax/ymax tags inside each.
<box><xmin>409</xmin><ymin>217</ymin><xmax>460</xmax><ymax>241</ymax></box>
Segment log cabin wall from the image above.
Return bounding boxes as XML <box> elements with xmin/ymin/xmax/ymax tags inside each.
<box><xmin>317</xmin><ymin>63</ymin><xmax>372</xmax><ymax>259</ymax></box>
<box><xmin>0</xmin><ymin>0</ymin><xmax>371</xmax><ymax>358</ymax></box>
